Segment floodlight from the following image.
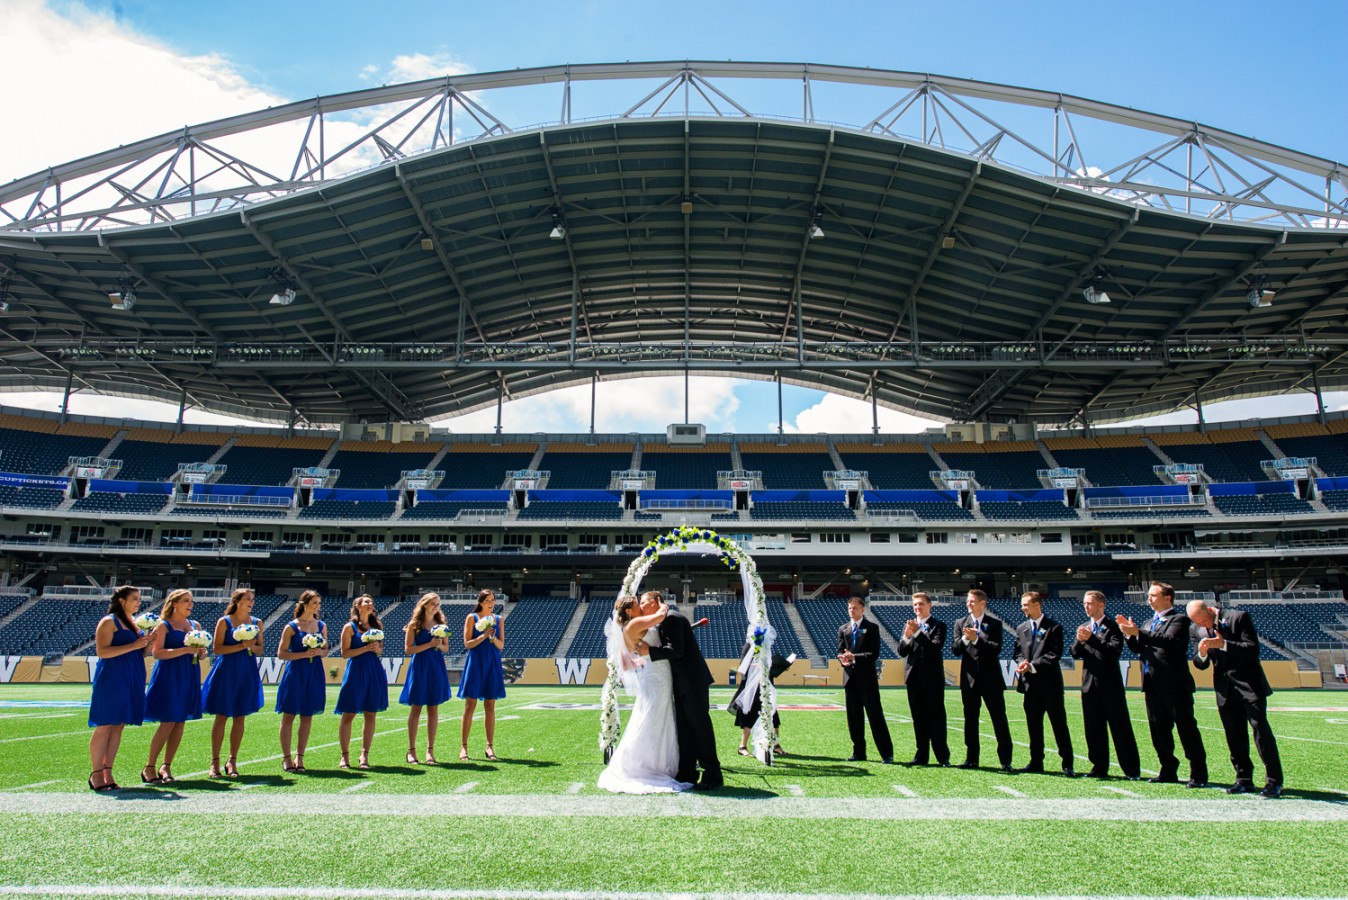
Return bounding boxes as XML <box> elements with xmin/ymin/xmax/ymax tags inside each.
<box><xmin>1082</xmin><ymin>285</ymin><xmax>1111</xmax><ymax>305</ymax></box>
<box><xmin>269</xmin><ymin>288</ymin><xmax>297</xmax><ymax>306</ymax></box>
<box><xmin>808</xmin><ymin>220</ymin><xmax>825</xmax><ymax>239</ymax></box>
<box><xmin>109</xmin><ymin>290</ymin><xmax>136</xmax><ymax>311</ymax></box>
<box><xmin>420</xmin><ymin>236</ymin><xmax>434</xmax><ymax>251</ymax></box>
<box><xmin>941</xmin><ymin>233</ymin><xmax>957</xmax><ymax>249</ymax></box>
<box><xmin>549</xmin><ymin>224</ymin><xmax>566</xmax><ymax>240</ymax></box>
<box><xmin>1248</xmin><ymin>287</ymin><xmax>1274</xmax><ymax>308</ymax></box>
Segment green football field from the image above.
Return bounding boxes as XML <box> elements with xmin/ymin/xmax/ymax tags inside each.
<box><xmin>0</xmin><ymin>683</ymin><xmax>1345</xmax><ymax>899</ymax></box>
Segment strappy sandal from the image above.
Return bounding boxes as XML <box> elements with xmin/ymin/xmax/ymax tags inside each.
<box><xmin>425</xmin><ymin>748</ymin><xmax>438</xmax><ymax>765</ymax></box>
<box><xmin>88</xmin><ymin>771</ymin><xmax>102</xmax><ymax>791</ymax></box>
<box><xmin>140</xmin><ymin>765</ymin><xmax>160</xmax><ymax>784</ymax></box>
<box><xmin>338</xmin><ymin>753</ymin><xmax>350</xmax><ymax>769</ymax></box>
<box><xmin>484</xmin><ymin>745</ymin><xmax>498</xmax><ymax>761</ymax></box>
<box><xmin>282</xmin><ymin>756</ymin><xmax>297</xmax><ymax>773</ymax></box>
<box><xmin>295</xmin><ymin>754</ymin><xmax>306</xmax><ymax>773</ymax></box>
<box><xmin>458</xmin><ymin>746</ymin><xmax>469</xmax><ymax>761</ymax></box>
<box><xmin>358</xmin><ymin>751</ymin><xmax>369</xmax><ymax>770</ymax></box>
<box><xmin>406</xmin><ymin>749</ymin><xmax>420</xmax><ymax>765</ymax></box>
<box><xmin>736</xmin><ymin>746</ymin><xmax>750</xmax><ymax>756</ymax></box>
<box><xmin>224</xmin><ymin>756</ymin><xmax>240</xmax><ymax>778</ymax></box>
<box><xmin>158</xmin><ymin>764</ymin><xmax>174</xmax><ymax>783</ymax></box>
<box><xmin>208</xmin><ymin>757</ymin><xmax>223</xmax><ymax>779</ymax></box>
<box><xmin>101</xmin><ymin>766</ymin><xmax>120</xmax><ymax>790</ymax></box>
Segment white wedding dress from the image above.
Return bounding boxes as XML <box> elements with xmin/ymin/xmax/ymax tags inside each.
<box><xmin>597</xmin><ymin>630</ymin><xmax>692</xmax><ymax>794</ymax></box>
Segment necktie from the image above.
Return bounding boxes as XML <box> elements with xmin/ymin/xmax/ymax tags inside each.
<box><xmin>851</xmin><ymin>623</ymin><xmax>859</xmax><ymax>649</ymax></box>
<box><xmin>1092</xmin><ymin>620</ymin><xmax>1100</xmax><ymax>635</ymax></box>
<box><xmin>1027</xmin><ymin>623</ymin><xmax>1039</xmax><ymax>661</ymax></box>
<box><xmin>1143</xmin><ymin>613</ymin><xmax>1163</xmax><ymax>675</ymax></box>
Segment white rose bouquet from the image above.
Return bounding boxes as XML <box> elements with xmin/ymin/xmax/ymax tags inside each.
<box><xmin>475</xmin><ymin>615</ymin><xmax>497</xmax><ymax>637</ymax></box>
<box><xmin>361</xmin><ymin>629</ymin><xmax>385</xmax><ymax>643</ymax></box>
<box><xmin>133</xmin><ymin>611</ymin><xmax>161</xmax><ymax>633</ymax></box>
<box><xmin>183</xmin><ymin>629</ymin><xmax>212</xmax><ymax>649</ymax></box>
<box><xmin>232</xmin><ymin>622</ymin><xmax>260</xmax><ymax>643</ymax></box>
<box><xmin>429</xmin><ymin>623</ymin><xmax>451</xmax><ymax>640</ymax></box>
<box><xmin>301</xmin><ymin>632</ymin><xmax>327</xmax><ymax>657</ymax></box>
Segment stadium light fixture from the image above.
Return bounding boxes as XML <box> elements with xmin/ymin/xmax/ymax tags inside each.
<box><xmin>1247</xmin><ymin>275</ymin><xmax>1274</xmax><ymax>308</ymax></box>
<box><xmin>266</xmin><ymin>268</ymin><xmax>299</xmax><ymax>306</ymax></box>
<box><xmin>0</xmin><ymin>271</ymin><xmax>10</xmax><ymax>313</ymax></box>
<box><xmin>808</xmin><ymin>216</ymin><xmax>825</xmax><ymax>239</ymax></box>
<box><xmin>549</xmin><ymin>208</ymin><xmax>566</xmax><ymax>240</ymax></box>
<box><xmin>941</xmin><ymin>232</ymin><xmax>957</xmax><ymax>249</ymax></box>
<box><xmin>1082</xmin><ymin>268</ymin><xmax>1111</xmax><ymax>305</ymax></box>
<box><xmin>419</xmin><ymin>234</ymin><xmax>434</xmax><ymax>251</ymax></box>
<box><xmin>109</xmin><ymin>273</ymin><xmax>137</xmax><ymax>310</ymax></box>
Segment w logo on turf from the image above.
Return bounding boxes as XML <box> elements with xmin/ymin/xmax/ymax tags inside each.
<box><xmin>554</xmin><ymin>658</ymin><xmax>591</xmax><ymax>684</ymax></box>
<box><xmin>0</xmin><ymin>656</ymin><xmax>20</xmax><ymax>683</ymax></box>
<box><xmin>255</xmin><ymin>657</ymin><xmax>286</xmax><ymax>684</ymax></box>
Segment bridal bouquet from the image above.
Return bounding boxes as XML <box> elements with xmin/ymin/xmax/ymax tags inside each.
<box><xmin>183</xmin><ymin>629</ymin><xmax>212</xmax><ymax>649</ymax></box>
<box><xmin>134</xmin><ymin>611</ymin><xmax>161</xmax><ymax>633</ymax></box>
<box><xmin>301</xmin><ymin>632</ymin><xmax>327</xmax><ymax>652</ymax></box>
<box><xmin>232</xmin><ymin>622</ymin><xmax>260</xmax><ymax>643</ymax></box>
<box><xmin>429</xmin><ymin>623</ymin><xmax>451</xmax><ymax>639</ymax></box>
<box><xmin>361</xmin><ymin>629</ymin><xmax>385</xmax><ymax>643</ymax></box>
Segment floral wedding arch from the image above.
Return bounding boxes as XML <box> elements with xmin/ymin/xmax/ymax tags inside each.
<box><xmin>599</xmin><ymin>525</ymin><xmax>779</xmax><ymax>765</ymax></box>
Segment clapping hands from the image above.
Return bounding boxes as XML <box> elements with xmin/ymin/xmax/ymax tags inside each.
<box><xmin>1116</xmin><ymin>614</ymin><xmax>1139</xmax><ymax>637</ymax></box>
<box><xmin>903</xmin><ymin>619</ymin><xmax>920</xmax><ymax>639</ymax></box>
<box><xmin>1075</xmin><ymin>624</ymin><xmax>1092</xmax><ymax>642</ymax></box>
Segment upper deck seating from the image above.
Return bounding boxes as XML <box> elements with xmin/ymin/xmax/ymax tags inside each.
<box><xmin>641</xmin><ymin>447</ymin><xmax>733</xmax><ymax>489</ymax></box>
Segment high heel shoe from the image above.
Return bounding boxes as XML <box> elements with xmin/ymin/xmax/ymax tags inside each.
<box><xmin>459</xmin><ymin>746</ymin><xmax>469</xmax><ymax>761</ymax></box>
<box><xmin>358</xmin><ymin>750</ymin><xmax>369</xmax><ymax>770</ymax></box>
<box><xmin>140</xmin><ymin>766</ymin><xmax>160</xmax><ymax>784</ymax></box>
<box><xmin>406</xmin><ymin>748</ymin><xmax>420</xmax><ymax>765</ymax></box>
<box><xmin>102</xmin><ymin>766</ymin><xmax>120</xmax><ymax>790</ymax></box>
<box><xmin>158</xmin><ymin>764</ymin><xmax>174</xmax><ymax>783</ymax></box>
<box><xmin>295</xmin><ymin>754</ymin><xmax>306</xmax><ymax>773</ymax></box>
<box><xmin>88</xmin><ymin>771</ymin><xmax>102</xmax><ymax>791</ymax></box>
<box><xmin>425</xmin><ymin>748</ymin><xmax>438</xmax><ymax>765</ymax></box>
<box><xmin>208</xmin><ymin>757</ymin><xmax>223</xmax><ymax>778</ymax></box>
<box><xmin>282</xmin><ymin>756</ymin><xmax>296</xmax><ymax>773</ymax></box>
<box><xmin>484</xmin><ymin>744</ymin><xmax>498</xmax><ymax>762</ymax></box>
<box><xmin>224</xmin><ymin>756</ymin><xmax>239</xmax><ymax>778</ymax></box>
<box><xmin>338</xmin><ymin>753</ymin><xmax>350</xmax><ymax>769</ymax></box>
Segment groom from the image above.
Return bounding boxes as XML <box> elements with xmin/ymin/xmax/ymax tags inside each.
<box><xmin>639</xmin><ymin>590</ymin><xmax>723</xmax><ymax>790</ymax></box>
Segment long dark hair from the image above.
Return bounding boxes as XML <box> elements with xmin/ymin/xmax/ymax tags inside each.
<box><xmin>474</xmin><ymin>589</ymin><xmax>495</xmax><ymax>615</ymax></box>
<box><xmin>293</xmin><ymin>589</ymin><xmax>321</xmax><ymax>619</ymax></box>
<box><xmin>349</xmin><ymin>594</ymin><xmax>382</xmax><ymax>631</ymax></box>
<box><xmin>107</xmin><ymin>585</ymin><xmax>139</xmax><ymax>632</ymax></box>
<box><xmin>613</xmin><ymin>595</ymin><xmax>639</xmax><ymax>625</ymax></box>
<box><xmin>224</xmin><ymin>587</ymin><xmax>254</xmax><ymax>618</ymax></box>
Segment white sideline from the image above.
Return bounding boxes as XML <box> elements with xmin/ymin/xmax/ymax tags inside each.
<box><xmin>0</xmin><ymin>887</ymin><xmax>1323</xmax><ymax>900</ymax></box>
<box><xmin>1</xmin><ymin>792</ymin><xmax>1344</xmax><ymax>823</ymax></box>
<box><xmin>992</xmin><ymin>785</ymin><xmax>1027</xmax><ymax>798</ymax></box>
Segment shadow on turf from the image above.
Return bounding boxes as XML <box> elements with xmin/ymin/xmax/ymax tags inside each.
<box><xmin>1280</xmin><ymin>788</ymin><xmax>1348</xmax><ymax>804</ymax></box>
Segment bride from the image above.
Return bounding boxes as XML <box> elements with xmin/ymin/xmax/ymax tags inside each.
<box><xmin>596</xmin><ymin>595</ymin><xmax>692</xmax><ymax>794</ymax></box>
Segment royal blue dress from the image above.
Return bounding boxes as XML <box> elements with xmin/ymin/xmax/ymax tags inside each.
<box><xmin>201</xmin><ymin>616</ymin><xmax>264</xmax><ymax>717</ymax></box>
<box><xmin>457</xmin><ymin>614</ymin><xmax>506</xmax><ymax>701</ymax></box>
<box><xmin>335</xmin><ymin>623</ymin><xmax>389</xmax><ymax>715</ymax></box>
<box><xmin>399</xmin><ymin>628</ymin><xmax>450</xmax><ymax>707</ymax></box>
<box><xmin>144</xmin><ymin>620</ymin><xmax>203</xmax><ymax>724</ymax></box>
<box><xmin>275</xmin><ymin>620</ymin><xmax>327</xmax><ymax>717</ymax></box>
<box><xmin>88</xmin><ymin>618</ymin><xmax>147</xmax><ymax>727</ymax></box>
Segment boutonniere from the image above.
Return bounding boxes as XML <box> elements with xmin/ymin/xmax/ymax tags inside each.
<box><xmin>1218</xmin><ymin>618</ymin><xmax>1228</xmax><ymax>629</ymax></box>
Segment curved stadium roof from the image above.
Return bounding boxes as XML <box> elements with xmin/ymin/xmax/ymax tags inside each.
<box><xmin>0</xmin><ymin>61</ymin><xmax>1345</xmax><ymax>427</ymax></box>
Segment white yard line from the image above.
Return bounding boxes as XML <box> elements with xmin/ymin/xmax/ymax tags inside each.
<box><xmin>565</xmin><ymin>782</ymin><xmax>585</xmax><ymax>794</ymax></box>
<box><xmin>892</xmin><ymin>784</ymin><xmax>917</xmax><ymax>798</ymax></box>
<box><xmin>0</xmin><ymin>713</ymin><xmax>76</xmax><ymax>720</ymax></box>
<box><xmin>1100</xmin><ymin>786</ymin><xmax>1143</xmax><ymax>799</ymax></box>
<box><xmin>453</xmin><ymin>781</ymin><xmax>479</xmax><ymax>793</ymax></box>
<box><xmin>2</xmin><ymin>792</ymin><xmax>1340</xmax><ymax>823</ymax></box>
<box><xmin>170</xmin><ymin>727</ymin><xmax>407</xmax><ymax>780</ymax></box>
<box><xmin>784</xmin><ymin>784</ymin><xmax>805</xmax><ymax>796</ymax></box>
<box><xmin>340</xmin><ymin>781</ymin><xmax>373</xmax><ymax>793</ymax></box>
<box><xmin>992</xmin><ymin>785</ymin><xmax>1028</xmax><ymax>799</ymax></box>
<box><xmin>0</xmin><ymin>780</ymin><xmax>60</xmax><ymax>792</ymax></box>
<box><xmin>0</xmin><ymin>888</ymin><xmax>1316</xmax><ymax>900</ymax></box>
<box><xmin>0</xmin><ymin>728</ymin><xmax>90</xmax><ymax>745</ymax></box>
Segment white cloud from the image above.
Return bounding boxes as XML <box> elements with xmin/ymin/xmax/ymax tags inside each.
<box><xmin>783</xmin><ymin>392</ymin><xmax>943</xmax><ymax>436</ymax></box>
<box><xmin>387</xmin><ymin>52</ymin><xmax>471</xmax><ymax>83</ymax></box>
<box><xmin>434</xmin><ymin>376</ymin><xmax>742</xmax><ymax>434</ymax></box>
<box><xmin>0</xmin><ymin>390</ymin><xmax>262</xmax><ymax>427</ymax></box>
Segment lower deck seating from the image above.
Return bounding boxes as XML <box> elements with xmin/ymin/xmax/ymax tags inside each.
<box><xmin>866</xmin><ymin>499</ymin><xmax>973</xmax><ymax>520</ymax></box>
<box><xmin>979</xmin><ymin>500</ymin><xmax>1078</xmax><ymax>520</ymax></box>
<box><xmin>401</xmin><ymin>501</ymin><xmax>508</xmax><ymax>520</ymax></box>
<box><xmin>71</xmin><ymin>492</ymin><xmax>169</xmax><ymax>514</ymax></box>
<box><xmin>0</xmin><ymin>486</ymin><xmax>65</xmax><ymax>509</ymax></box>
<box><xmin>797</xmin><ymin>599</ymin><xmax>898</xmax><ymax>659</ymax></box>
<box><xmin>499</xmin><ymin>597</ymin><xmax>578</xmax><ymax>657</ymax></box>
<box><xmin>749</xmin><ymin>501</ymin><xmax>856</xmax><ymax>521</ymax></box>
<box><xmin>518</xmin><ymin>502</ymin><xmax>622</xmax><ymax>520</ymax></box>
<box><xmin>298</xmin><ymin>500</ymin><xmax>398</xmax><ymax>520</ymax></box>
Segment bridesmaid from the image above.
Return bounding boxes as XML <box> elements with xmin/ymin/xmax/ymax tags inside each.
<box><xmin>458</xmin><ymin>589</ymin><xmax>506</xmax><ymax>761</ymax></box>
<box><xmin>335</xmin><ymin>594</ymin><xmax>388</xmax><ymax>769</ymax></box>
<box><xmin>201</xmin><ymin>587</ymin><xmax>265</xmax><ymax>777</ymax></box>
<box><xmin>143</xmin><ymin>588</ymin><xmax>206</xmax><ymax>783</ymax></box>
<box><xmin>399</xmin><ymin>592</ymin><xmax>449</xmax><ymax>764</ymax></box>
<box><xmin>275</xmin><ymin>590</ymin><xmax>327</xmax><ymax>772</ymax></box>
<box><xmin>87</xmin><ymin>585</ymin><xmax>151</xmax><ymax>791</ymax></box>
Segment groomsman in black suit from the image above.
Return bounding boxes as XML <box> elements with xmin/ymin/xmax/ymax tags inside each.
<box><xmin>1069</xmin><ymin>590</ymin><xmax>1141</xmax><ymax>779</ymax></box>
<box><xmin>897</xmin><ymin>592</ymin><xmax>950</xmax><ymax>766</ymax></box>
<box><xmin>1187</xmin><ymin>600</ymin><xmax>1283</xmax><ymax>798</ymax></box>
<box><xmin>836</xmin><ymin>596</ymin><xmax>894</xmax><ymax>763</ymax></box>
<box><xmin>1118</xmin><ymin>581</ymin><xmax>1208</xmax><ymax>787</ymax></box>
<box><xmin>950</xmin><ymin>589</ymin><xmax>1013</xmax><ymax>771</ymax></box>
<box><xmin>1013</xmin><ymin>591</ymin><xmax>1075</xmax><ymax>775</ymax></box>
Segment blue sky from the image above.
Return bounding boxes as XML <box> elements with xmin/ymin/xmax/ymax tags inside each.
<box><xmin>2</xmin><ymin>0</ymin><xmax>1345</xmax><ymax>432</ymax></box>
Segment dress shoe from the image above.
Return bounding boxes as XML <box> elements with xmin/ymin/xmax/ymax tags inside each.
<box><xmin>1061</xmin><ymin>767</ymin><xmax>1077</xmax><ymax>778</ymax></box>
<box><xmin>1018</xmin><ymin>764</ymin><xmax>1045</xmax><ymax>775</ymax></box>
<box><xmin>1148</xmin><ymin>774</ymin><xmax>1179</xmax><ymax>784</ymax></box>
<box><xmin>1225</xmin><ymin>782</ymin><xmax>1255</xmax><ymax>794</ymax></box>
<box><xmin>903</xmin><ymin>758</ymin><xmax>928</xmax><ymax>767</ymax></box>
<box><xmin>1086</xmin><ymin>768</ymin><xmax>1109</xmax><ymax>779</ymax></box>
<box><xmin>1185</xmin><ymin>778</ymin><xmax>1208</xmax><ymax>789</ymax></box>
<box><xmin>956</xmin><ymin>761</ymin><xmax>979</xmax><ymax>770</ymax></box>
<box><xmin>999</xmin><ymin>764</ymin><xmax>1014</xmax><ymax>773</ymax></box>
<box><xmin>692</xmin><ymin>780</ymin><xmax>723</xmax><ymax>791</ymax></box>
<box><xmin>846</xmin><ymin>755</ymin><xmax>866</xmax><ymax>762</ymax></box>
<box><xmin>1125</xmin><ymin>775</ymin><xmax>1141</xmax><ymax>781</ymax></box>
<box><xmin>880</xmin><ymin>757</ymin><xmax>895</xmax><ymax>765</ymax></box>
<box><xmin>1260</xmin><ymin>784</ymin><xmax>1282</xmax><ymax>799</ymax></box>
<box><xmin>937</xmin><ymin>761</ymin><xmax>951</xmax><ymax>767</ymax></box>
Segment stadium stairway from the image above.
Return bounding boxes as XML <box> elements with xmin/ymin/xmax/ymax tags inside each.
<box><xmin>1256</xmin><ymin>430</ymin><xmax>1284</xmax><ymax>461</ymax></box>
<box><xmin>1036</xmin><ymin>440</ymin><xmax>1063</xmax><ymax>472</ymax></box>
<box><xmin>1145</xmin><ymin>437</ymin><xmax>1175</xmax><ymax>466</ymax></box>
<box><xmin>0</xmin><ymin>595</ymin><xmax>39</xmax><ymax>631</ymax></box>
<box><xmin>825</xmin><ymin>440</ymin><xmax>845</xmax><ymax>472</ymax></box>
<box><xmin>781</xmin><ymin>601</ymin><xmax>821</xmax><ymax>660</ymax></box>
<box><xmin>552</xmin><ymin>602</ymin><xmax>591</xmax><ymax>658</ymax></box>
<box><xmin>316</xmin><ymin>438</ymin><xmax>342</xmax><ymax>470</ymax></box>
<box><xmin>204</xmin><ymin>436</ymin><xmax>237</xmax><ymax>466</ymax></box>
<box><xmin>96</xmin><ymin>430</ymin><xmax>128</xmax><ymax>461</ymax></box>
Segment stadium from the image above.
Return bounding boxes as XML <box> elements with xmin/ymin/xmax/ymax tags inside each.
<box><xmin>0</xmin><ymin>58</ymin><xmax>1346</xmax><ymax>899</ymax></box>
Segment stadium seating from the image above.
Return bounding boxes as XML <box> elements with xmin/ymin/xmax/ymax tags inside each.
<box><xmin>1152</xmin><ymin>434</ymin><xmax>1269</xmax><ymax>483</ymax></box>
<box><xmin>797</xmin><ymin>599</ymin><xmax>898</xmax><ymax>659</ymax></box>
<box><xmin>739</xmin><ymin>449</ymin><xmax>834</xmax><ymax>489</ymax></box>
<box><xmin>298</xmin><ymin>499</ymin><xmax>398</xmax><ymax>520</ymax></box>
<box><xmin>214</xmin><ymin>445</ymin><xmax>328</xmax><ymax>486</ymax></box>
<box><xmin>498</xmin><ymin>597</ymin><xmax>578</xmax><ymax>657</ymax></box>
<box><xmin>438</xmin><ymin>446</ymin><xmax>536</xmax><ymax>489</ymax></box>
<box><xmin>71</xmin><ymin>491</ymin><xmax>169</xmax><ymax>515</ymax></box>
<box><xmin>1271</xmin><ymin>433</ymin><xmax>1348</xmax><ymax>477</ymax></box>
<box><xmin>688</xmin><ymin>599</ymin><xmax>804</xmax><ymax>660</ymax></box>
<box><xmin>565</xmin><ymin>601</ymin><xmax>619</xmax><ymax>659</ymax></box>
<box><xmin>1092</xmin><ymin>507</ymin><xmax>1211</xmax><ymax>519</ymax></box>
<box><xmin>865</xmin><ymin>499</ymin><xmax>974</xmax><ymax>520</ymax></box>
<box><xmin>0</xmin><ymin>424</ymin><xmax>108</xmax><ymax>475</ymax></box>
<box><xmin>1212</xmin><ymin>494</ymin><xmax>1314</xmax><ymax>516</ymax></box>
<box><xmin>978</xmin><ymin>500</ymin><xmax>1079</xmax><ymax>521</ymax></box>
<box><xmin>1043</xmin><ymin>438</ymin><xmax>1164</xmax><ymax>487</ymax></box>
<box><xmin>169</xmin><ymin>505</ymin><xmax>289</xmax><ymax>518</ymax></box>
<box><xmin>1225</xmin><ymin>602</ymin><xmax>1344</xmax><ymax>659</ymax></box>
<box><xmin>112</xmin><ymin>438</ymin><xmax>219</xmax><ymax>482</ymax></box>
<box><xmin>517</xmin><ymin>501</ymin><xmax>622</xmax><ymax>520</ymax></box>
<box><xmin>537</xmin><ymin>448</ymin><xmax>633</xmax><ymax>489</ymax></box>
<box><xmin>937</xmin><ymin>447</ymin><xmax>1046</xmax><ymax>490</ymax></box>
<box><xmin>0</xmin><ymin>600</ymin><xmax>111</xmax><ymax>656</ymax></box>
<box><xmin>749</xmin><ymin>501</ymin><xmax>856</xmax><ymax>521</ymax></box>
<box><xmin>641</xmin><ymin>447</ymin><xmax>733</xmax><ymax>489</ymax></box>
<box><xmin>400</xmin><ymin>501</ymin><xmax>509</xmax><ymax>520</ymax></box>
<box><xmin>1321</xmin><ymin>490</ymin><xmax>1348</xmax><ymax>512</ymax></box>
<box><xmin>327</xmin><ymin>448</ymin><xmax>439</xmax><ymax>489</ymax></box>
<box><xmin>833</xmin><ymin>446</ymin><xmax>937</xmax><ymax>489</ymax></box>
<box><xmin>0</xmin><ymin>486</ymin><xmax>65</xmax><ymax>509</ymax></box>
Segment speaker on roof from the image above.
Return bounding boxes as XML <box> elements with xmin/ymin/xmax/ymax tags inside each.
<box><xmin>666</xmin><ymin>423</ymin><xmax>706</xmax><ymax>445</ymax></box>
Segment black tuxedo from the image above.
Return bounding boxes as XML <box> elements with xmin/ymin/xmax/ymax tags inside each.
<box><xmin>648</xmin><ymin>608</ymin><xmax>722</xmax><ymax>786</ymax></box>
<box><xmin>1191</xmin><ymin>608</ymin><xmax>1282</xmax><ymax>787</ymax></box>
<box><xmin>1125</xmin><ymin>606</ymin><xmax>1207</xmax><ymax>781</ymax></box>
<box><xmin>950</xmin><ymin>612</ymin><xmax>1013</xmax><ymax>767</ymax></box>
<box><xmin>897</xmin><ymin>617</ymin><xmax>949</xmax><ymax>764</ymax></box>
<box><xmin>1013</xmin><ymin>616</ymin><xmax>1074</xmax><ymax>769</ymax></box>
<box><xmin>1069</xmin><ymin>616</ymin><xmax>1141</xmax><ymax>777</ymax></box>
<box><xmin>837</xmin><ymin>617</ymin><xmax>893</xmax><ymax>760</ymax></box>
